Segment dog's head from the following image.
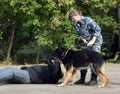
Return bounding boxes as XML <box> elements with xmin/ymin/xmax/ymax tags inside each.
<box><xmin>53</xmin><ymin>44</ymin><xmax>66</xmax><ymax>59</ymax></box>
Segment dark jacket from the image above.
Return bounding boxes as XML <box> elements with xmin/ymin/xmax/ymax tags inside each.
<box><xmin>21</xmin><ymin>57</ymin><xmax>63</xmax><ymax>84</ymax></box>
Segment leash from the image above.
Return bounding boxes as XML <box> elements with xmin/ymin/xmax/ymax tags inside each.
<box><xmin>61</xmin><ymin>49</ymin><xmax>69</xmax><ymax>60</ymax></box>
<box><xmin>61</xmin><ymin>43</ymin><xmax>85</xmax><ymax>60</ymax></box>
<box><xmin>71</xmin><ymin>43</ymin><xmax>85</xmax><ymax>49</ymax></box>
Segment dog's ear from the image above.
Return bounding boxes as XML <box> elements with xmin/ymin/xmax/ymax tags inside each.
<box><xmin>58</xmin><ymin>43</ymin><xmax>64</xmax><ymax>48</ymax></box>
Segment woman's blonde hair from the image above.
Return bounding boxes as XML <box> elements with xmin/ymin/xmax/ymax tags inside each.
<box><xmin>69</xmin><ymin>9</ymin><xmax>82</xmax><ymax>19</ymax></box>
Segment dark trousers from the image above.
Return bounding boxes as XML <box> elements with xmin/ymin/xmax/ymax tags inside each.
<box><xmin>80</xmin><ymin>69</ymin><xmax>97</xmax><ymax>81</ymax></box>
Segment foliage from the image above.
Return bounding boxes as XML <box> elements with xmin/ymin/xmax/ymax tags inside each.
<box><xmin>0</xmin><ymin>0</ymin><xmax>119</xmax><ymax>64</ymax></box>
<box><xmin>0</xmin><ymin>0</ymin><xmax>40</xmax><ymax>57</ymax></box>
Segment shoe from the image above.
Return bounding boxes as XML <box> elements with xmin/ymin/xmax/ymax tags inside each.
<box><xmin>75</xmin><ymin>79</ymin><xmax>85</xmax><ymax>84</ymax></box>
<box><xmin>85</xmin><ymin>80</ymin><xmax>97</xmax><ymax>86</ymax></box>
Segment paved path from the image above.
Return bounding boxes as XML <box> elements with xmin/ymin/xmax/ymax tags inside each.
<box><xmin>0</xmin><ymin>63</ymin><xmax>120</xmax><ymax>94</ymax></box>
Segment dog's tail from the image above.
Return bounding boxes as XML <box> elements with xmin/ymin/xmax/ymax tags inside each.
<box><xmin>102</xmin><ymin>55</ymin><xmax>111</xmax><ymax>61</ymax></box>
<box><xmin>102</xmin><ymin>51</ymin><xmax>120</xmax><ymax>61</ymax></box>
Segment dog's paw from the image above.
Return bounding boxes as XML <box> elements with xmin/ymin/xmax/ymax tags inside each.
<box><xmin>68</xmin><ymin>82</ymin><xmax>74</xmax><ymax>86</ymax></box>
<box><xmin>57</xmin><ymin>83</ymin><xmax>65</xmax><ymax>87</ymax></box>
<box><xmin>98</xmin><ymin>84</ymin><xmax>106</xmax><ymax>88</ymax></box>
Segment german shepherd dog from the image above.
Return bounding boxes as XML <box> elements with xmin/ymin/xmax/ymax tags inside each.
<box><xmin>53</xmin><ymin>44</ymin><xmax>109</xmax><ymax>87</ymax></box>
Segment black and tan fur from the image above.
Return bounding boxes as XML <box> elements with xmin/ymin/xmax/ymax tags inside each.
<box><xmin>53</xmin><ymin>44</ymin><xmax>109</xmax><ymax>87</ymax></box>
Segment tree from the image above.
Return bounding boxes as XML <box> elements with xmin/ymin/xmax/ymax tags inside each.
<box><xmin>0</xmin><ymin>0</ymin><xmax>119</xmax><ymax>64</ymax></box>
<box><xmin>0</xmin><ymin>0</ymin><xmax>41</xmax><ymax>63</ymax></box>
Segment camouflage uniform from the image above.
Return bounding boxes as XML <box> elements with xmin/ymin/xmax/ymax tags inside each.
<box><xmin>74</xmin><ymin>16</ymin><xmax>103</xmax><ymax>52</ymax></box>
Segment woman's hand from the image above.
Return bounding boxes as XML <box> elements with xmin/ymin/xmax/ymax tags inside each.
<box><xmin>87</xmin><ymin>36</ymin><xmax>97</xmax><ymax>46</ymax></box>
<box><xmin>87</xmin><ymin>40</ymin><xmax>95</xmax><ymax>46</ymax></box>
<box><xmin>81</xmin><ymin>38</ymin><xmax>88</xmax><ymax>44</ymax></box>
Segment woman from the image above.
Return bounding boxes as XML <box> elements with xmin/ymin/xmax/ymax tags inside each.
<box><xmin>69</xmin><ymin>9</ymin><xmax>103</xmax><ymax>86</ymax></box>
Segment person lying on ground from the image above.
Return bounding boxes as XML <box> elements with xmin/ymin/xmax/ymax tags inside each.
<box><xmin>0</xmin><ymin>57</ymin><xmax>63</xmax><ymax>84</ymax></box>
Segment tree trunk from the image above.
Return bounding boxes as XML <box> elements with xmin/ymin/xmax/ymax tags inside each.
<box><xmin>6</xmin><ymin>23</ymin><xmax>16</xmax><ymax>61</ymax></box>
<box><xmin>36</xmin><ymin>48</ymin><xmax>40</xmax><ymax>64</ymax></box>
